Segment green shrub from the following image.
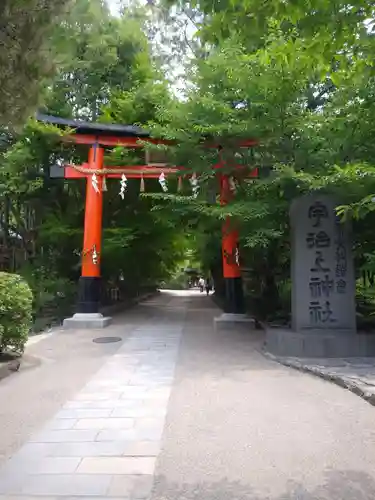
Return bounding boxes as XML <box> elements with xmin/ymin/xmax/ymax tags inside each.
<box><xmin>20</xmin><ymin>264</ymin><xmax>75</xmax><ymax>322</ymax></box>
<box><xmin>0</xmin><ymin>272</ymin><xmax>33</xmax><ymax>354</ymax></box>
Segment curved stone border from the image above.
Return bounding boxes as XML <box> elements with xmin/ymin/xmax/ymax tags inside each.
<box><xmin>0</xmin><ymin>357</ymin><xmax>21</xmax><ymax>381</ymax></box>
<box><xmin>263</xmin><ymin>348</ymin><xmax>375</xmax><ymax>407</ymax></box>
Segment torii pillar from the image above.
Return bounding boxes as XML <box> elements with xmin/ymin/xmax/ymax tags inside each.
<box><xmin>220</xmin><ymin>174</ymin><xmax>245</xmax><ymax>314</ymax></box>
<box><xmin>63</xmin><ymin>145</ymin><xmax>111</xmax><ymax>329</ymax></box>
<box><xmin>214</xmin><ymin>173</ymin><xmax>255</xmax><ymax>330</ymax></box>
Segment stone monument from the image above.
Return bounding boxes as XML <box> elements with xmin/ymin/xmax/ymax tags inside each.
<box><xmin>266</xmin><ymin>193</ymin><xmax>375</xmax><ymax>357</ymax></box>
<box><xmin>291</xmin><ymin>194</ymin><xmax>356</xmax><ymax>335</ymax></box>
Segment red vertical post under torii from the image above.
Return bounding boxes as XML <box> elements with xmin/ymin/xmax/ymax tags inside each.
<box><xmin>220</xmin><ymin>174</ymin><xmax>245</xmax><ymax>314</ymax></box>
<box><xmin>77</xmin><ymin>144</ymin><xmax>104</xmax><ymax>315</ymax></box>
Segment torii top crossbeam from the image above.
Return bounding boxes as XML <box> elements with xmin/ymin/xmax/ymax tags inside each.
<box><xmin>38</xmin><ymin>113</ymin><xmax>257</xmax><ymax>179</ymax></box>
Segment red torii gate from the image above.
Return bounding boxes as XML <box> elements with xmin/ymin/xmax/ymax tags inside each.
<box><xmin>38</xmin><ymin>114</ymin><xmax>257</xmax><ymax>328</ymax></box>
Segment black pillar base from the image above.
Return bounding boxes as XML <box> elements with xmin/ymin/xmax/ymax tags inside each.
<box><xmin>77</xmin><ymin>276</ymin><xmax>101</xmax><ymax>314</ymax></box>
<box><xmin>224</xmin><ymin>277</ymin><xmax>245</xmax><ymax>314</ymax></box>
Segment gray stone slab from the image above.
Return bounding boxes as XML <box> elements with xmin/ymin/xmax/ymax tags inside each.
<box><xmin>96</xmin><ymin>429</ymin><xmax>137</xmax><ymax>442</ymax></box>
<box><xmin>30</xmin><ymin>430</ymin><xmax>99</xmax><ymax>443</ymax></box>
<box><xmin>56</xmin><ymin>408</ymin><xmax>112</xmax><ymax>419</ymax></box>
<box><xmin>83</xmin><ymin>384</ymin><xmax>130</xmax><ymax>393</ymax></box>
<box><xmin>44</xmin><ymin>419</ymin><xmax>79</xmax><ymax>431</ymax></box>
<box><xmin>0</xmin><ymin>471</ymin><xmax>27</xmax><ymax>494</ymax></box>
<box><xmin>3</xmin><ymin>456</ymin><xmax>81</xmax><ymax>474</ymax></box>
<box><xmin>266</xmin><ymin>327</ymin><xmax>375</xmax><ymax>358</ymax></box>
<box><xmin>63</xmin><ymin>313</ymin><xmax>112</xmax><ymax>330</ymax></box>
<box><xmin>111</xmin><ymin>406</ymin><xmax>167</xmax><ymax>418</ymax></box>
<box><xmin>16</xmin><ymin>443</ymin><xmax>58</xmax><ymax>459</ymax></box>
<box><xmin>44</xmin><ymin>440</ymin><xmax>161</xmax><ymax>458</ymax></box>
<box><xmin>0</xmin><ymin>496</ymin><xmax>59</xmax><ymax>500</ymax></box>
<box><xmin>74</xmin><ymin>417</ymin><xmax>134</xmax><ymax>430</ymax></box>
<box><xmin>48</xmin><ymin>441</ymin><xmax>133</xmax><ymax>457</ymax></box>
<box><xmin>74</xmin><ymin>392</ymin><xmax>121</xmax><ymax>401</ymax></box>
<box><xmin>120</xmin><ymin>387</ymin><xmax>150</xmax><ymax>399</ymax></box>
<box><xmin>120</xmin><ymin>441</ymin><xmax>161</xmax><ymax>457</ymax></box>
<box><xmin>65</xmin><ymin>399</ymin><xmax>141</xmax><ymax>410</ymax></box>
<box><xmin>77</xmin><ymin>456</ymin><xmax>156</xmax><ymax>474</ymax></box>
<box><xmin>21</xmin><ymin>474</ymin><xmax>111</xmax><ymax>496</ymax></box>
<box><xmin>214</xmin><ymin>313</ymin><xmax>256</xmax><ymax>332</ymax></box>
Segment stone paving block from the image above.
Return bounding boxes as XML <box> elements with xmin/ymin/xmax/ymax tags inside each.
<box><xmin>127</xmin><ymin>379</ymin><xmax>156</xmax><ymax>387</ymax></box>
<box><xmin>83</xmin><ymin>385</ymin><xmax>129</xmax><ymax>394</ymax></box>
<box><xmin>20</xmin><ymin>474</ymin><xmax>111</xmax><ymax>496</ymax></box>
<box><xmin>64</xmin><ymin>401</ymin><xmax>93</xmax><ymax>410</ymax></box>
<box><xmin>65</xmin><ymin>399</ymin><xmax>142</xmax><ymax>410</ymax></box>
<box><xmin>30</xmin><ymin>430</ymin><xmax>99</xmax><ymax>443</ymax></box>
<box><xmin>3</xmin><ymin>457</ymin><xmax>81</xmax><ymax>475</ymax></box>
<box><xmin>96</xmin><ymin>430</ymin><xmax>137</xmax><ymax>442</ymax></box>
<box><xmin>74</xmin><ymin>392</ymin><xmax>121</xmax><ymax>401</ymax></box>
<box><xmin>74</xmin><ymin>417</ymin><xmax>135</xmax><ymax>430</ymax></box>
<box><xmin>0</xmin><ymin>496</ymin><xmax>59</xmax><ymax>500</ymax></box>
<box><xmin>77</xmin><ymin>456</ymin><xmax>156</xmax><ymax>474</ymax></box>
<box><xmin>111</xmin><ymin>406</ymin><xmax>167</xmax><ymax>418</ymax></box>
<box><xmin>56</xmin><ymin>409</ymin><xmax>112</xmax><ymax>419</ymax></box>
<box><xmin>53</xmin><ymin>497</ymin><xmax>130</xmax><ymax>500</ymax></box>
<box><xmin>129</xmin><ymin>380</ymin><xmax>172</xmax><ymax>388</ymax></box>
<box><xmin>0</xmin><ymin>471</ymin><xmax>27</xmax><ymax>494</ymax></box>
<box><xmin>16</xmin><ymin>443</ymin><xmax>58</xmax><ymax>459</ymax></box>
<box><xmin>120</xmin><ymin>441</ymin><xmax>161</xmax><ymax>457</ymax></box>
<box><xmin>108</xmin><ymin>474</ymin><xmax>154</xmax><ymax>498</ymax></box>
<box><xmin>48</xmin><ymin>441</ymin><xmax>132</xmax><ymax>457</ymax></box>
<box><xmin>86</xmin><ymin>376</ymin><xmax>134</xmax><ymax>385</ymax></box>
<box><xmin>44</xmin><ymin>419</ymin><xmax>79</xmax><ymax>431</ymax></box>
<box><xmin>120</xmin><ymin>388</ymin><xmax>150</xmax><ymax>400</ymax></box>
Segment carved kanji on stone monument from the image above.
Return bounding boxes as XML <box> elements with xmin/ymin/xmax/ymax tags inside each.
<box><xmin>290</xmin><ymin>194</ymin><xmax>356</xmax><ymax>334</ymax></box>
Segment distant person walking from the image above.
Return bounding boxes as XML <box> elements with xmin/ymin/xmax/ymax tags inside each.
<box><xmin>198</xmin><ymin>277</ymin><xmax>205</xmax><ymax>293</ymax></box>
<box><xmin>205</xmin><ymin>277</ymin><xmax>212</xmax><ymax>296</ymax></box>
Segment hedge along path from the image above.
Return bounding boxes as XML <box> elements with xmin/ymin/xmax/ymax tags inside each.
<box><xmin>0</xmin><ymin>272</ymin><xmax>33</xmax><ymax>355</ymax></box>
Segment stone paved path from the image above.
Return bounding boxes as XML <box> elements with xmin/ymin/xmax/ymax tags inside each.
<box><xmin>0</xmin><ymin>292</ymin><xmax>184</xmax><ymax>499</ymax></box>
<box><xmin>1</xmin><ymin>291</ymin><xmax>375</xmax><ymax>499</ymax></box>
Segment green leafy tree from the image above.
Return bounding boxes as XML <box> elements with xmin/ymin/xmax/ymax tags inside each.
<box><xmin>152</xmin><ymin>0</ymin><xmax>375</xmax><ymax>321</ymax></box>
<box><xmin>0</xmin><ymin>0</ymin><xmax>72</xmax><ymax>125</ymax></box>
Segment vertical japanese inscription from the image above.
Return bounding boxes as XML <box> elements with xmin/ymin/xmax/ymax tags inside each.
<box><xmin>306</xmin><ymin>201</ymin><xmax>336</xmax><ymax>325</ymax></box>
<box><xmin>291</xmin><ymin>194</ymin><xmax>356</xmax><ymax>333</ymax></box>
<box><xmin>335</xmin><ymin>218</ymin><xmax>347</xmax><ymax>294</ymax></box>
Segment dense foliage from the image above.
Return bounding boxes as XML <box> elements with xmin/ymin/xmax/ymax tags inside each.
<box><xmin>0</xmin><ymin>0</ymin><xmax>73</xmax><ymax>126</ymax></box>
<box><xmin>0</xmin><ymin>272</ymin><xmax>33</xmax><ymax>354</ymax></box>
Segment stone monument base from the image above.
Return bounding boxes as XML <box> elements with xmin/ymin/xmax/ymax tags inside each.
<box><xmin>266</xmin><ymin>327</ymin><xmax>375</xmax><ymax>358</ymax></box>
<box><xmin>214</xmin><ymin>313</ymin><xmax>255</xmax><ymax>331</ymax></box>
<box><xmin>63</xmin><ymin>313</ymin><xmax>112</xmax><ymax>330</ymax></box>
